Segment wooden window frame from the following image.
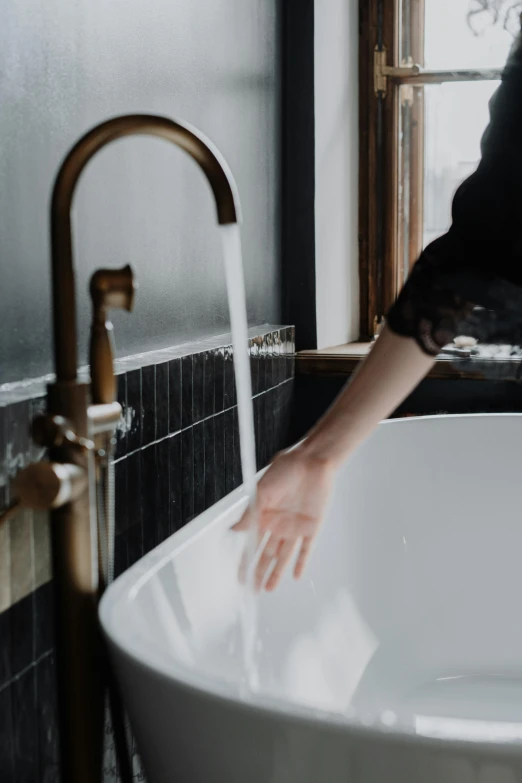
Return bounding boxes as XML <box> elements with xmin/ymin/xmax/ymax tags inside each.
<box><xmin>358</xmin><ymin>0</ymin><xmax>504</xmax><ymax>341</ymax></box>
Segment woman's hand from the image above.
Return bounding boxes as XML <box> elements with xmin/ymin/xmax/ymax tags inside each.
<box><xmin>231</xmin><ymin>447</ymin><xmax>337</xmax><ymax>592</ymax></box>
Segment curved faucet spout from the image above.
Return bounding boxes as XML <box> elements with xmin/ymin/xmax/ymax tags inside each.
<box><xmin>51</xmin><ymin>114</ymin><xmax>241</xmax><ymax>384</ymax></box>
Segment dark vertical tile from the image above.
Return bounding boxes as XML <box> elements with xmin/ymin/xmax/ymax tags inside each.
<box><xmin>265</xmin><ymin>389</ymin><xmax>275</xmax><ymax>463</ymax></box>
<box><xmin>141</xmin><ymin>365</ymin><xmax>156</xmax><ymax>447</ymax></box>
<box><xmin>181</xmin><ymin>356</ymin><xmax>193</xmax><ymax>430</ymax></box>
<box><xmin>0</xmin><ymin>404</ymin><xmax>7</xmax><ymax>511</ymax></box>
<box><xmin>126</xmin><ymin>369</ymin><xmax>142</xmax><ymax>452</ymax></box>
<box><xmin>10</xmin><ymin>591</ymin><xmax>34</xmax><ymax>678</ymax></box>
<box><xmin>254</xmin><ymin>395</ymin><xmax>265</xmax><ymax>471</ymax></box>
<box><xmin>115</xmin><ymin>373</ymin><xmax>127</xmax><ymax>460</ymax></box>
<box><xmin>275</xmin><ymin>330</ymin><xmax>284</xmax><ymax>386</ymax></box>
<box><xmin>192</xmin><ymin>352</ymin><xmax>205</xmax><ymax>424</ymax></box>
<box><xmin>34</xmin><ymin>581</ymin><xmax>54</xmax><ymax>660</ymax></box>
<box><xmin>156</xmin><ymin>438</ymin><xmax>170</xmax><ymax>545</ymax></box>
<box><xmin>224</xmin><ymin>346</ymin><xmax>236</xmax><ymax>409</ymax></box>
<box><xmin>258</xmin><ymin>392</ymin><xmax>268</xmax><ymax>469</ymax></box>
<box><xmin>214</xmin><ymin>413</ymin><xmax>226</xmax><ymax>502</ymax></box>
<box><xmin>12</xmin><ymin>664</ymin><xmax>38</xmax><ymax>782</ymax></box>
<box><xmin>126</xmin><ymin>452</ymin><xmax>142</xmax><ymax>531</ymax></box>
<box><xmin>267</xmin><ymin>332</ymin><xmax>276</xmax><ymax>391</ymax></box>
<box><xmin>273</xmin><ymin>384</ymin><xmax>284</xmax><ymax>454</ymax></box>
<box><xmin>114</xmin><ymin>460</ymin><xmax>128</xmax><ymax>535</ymax></box>
<box><xmin>224</xmin><ymin>409</ymin><xmax>235</xmax><ymax>496</ymax></box>
<box><xmin>258</xmin><ymin>334</ymin><xmax>270</xmax><ymax>394</ymax></box>
<box><xmin>6</xmin><ymin>400</ymin><xmax>32</xmax><ymax>494</ymax></box>
<box><xmin>155</xmin><ymin>362</ymin><xmax>169</xmax><ymax>441</ymax></box>
<box><xmin>214</xmin><ymin>348</ymin><xmax>225</xmax><ymax>414</ymax></box>
<box><xmin>0</xmin><ymin>608</ymin><xmax>11</xmax><ymax>688</ymax></box>
<box><xmin>181</xmin><ymin>428</ymin><xmax>194</xmax><ymax>525</ymax></box>
<box><xmin>168</xmin><ymin>358</ymin><xmax>182</xmax><ymax>434</ymax></box>
<box><xmin>0</xmin><ymin>681</ymin><xmax>15</xmax><ymax>782</ymax></box>
<box><xmin>193</xmin><ymin>423</ymin><xmax>205</xmax><ymax>517</ymax></box>
<box><xmin>204</xmin><ymin>417</ymin><xmax>216</xmax><ymax>510</ymax></box>
<box><xmin>141</xmin><ymin>446</ymin><xmax>157</xmax><ymax>555</ymax></box>
<box><xmin>232</xmin><ymin>408</ymin><xmax>242</xmax><ymax>490</ymax></box>
<box><xmin>30</xmin><ymin>396</ymin><xmax>47</xmax><ymax>461</ymax></box>
<box><xmin>249</xmin><ymin>339</ymin><xmax>259</xmax><ymax>398</ymax></box>
<box><xmin>203</xmin><ymin>351</ymin><xmax>215</xmax><ymax>420</ymax></box>
<box><xmin>287</xmin><ymin>327</ymin><xmax>296</xmax><ymax>379</ymax></box>
<box><xmin>126</xmin><ymin>518</ymin><xmax>143</xmax><ymax>568</ymax></box>
<box><xmin>114</xmin><ymin>532</ymin><xmax>129</xmax><ymax>579</ymax></box>
<box><xmin>37</xmin><ymin>653</ymin><xmax>59</xmax><ymax>783</ymax></box>
<box><xmin>169</xmin><ymin>434</ymin><xmax>182</xmax><ymax>534</ymax></box>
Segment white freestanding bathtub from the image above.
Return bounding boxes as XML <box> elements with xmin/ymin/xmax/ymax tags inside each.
<box><xmin>100</xmin><ymin>415</ymin><xmax>522</xmax><ymax>783</ymax></box>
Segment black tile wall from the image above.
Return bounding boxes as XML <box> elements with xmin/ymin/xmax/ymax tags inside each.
<box><xmin>0</xmin><ymin>325</ymin><xmax>295</xmax><ymax>783</ymax></box>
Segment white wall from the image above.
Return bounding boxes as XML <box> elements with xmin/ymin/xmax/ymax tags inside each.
<box><xmin>314</xmin><ymin>0</ymin><xmax>359</xmax><ymax>348</ymax></box>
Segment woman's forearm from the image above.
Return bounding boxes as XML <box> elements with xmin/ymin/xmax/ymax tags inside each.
<box><xmin>302</xmin><ymin>325</ymin><xmax>436</xmax><ymax>468</ymax></box>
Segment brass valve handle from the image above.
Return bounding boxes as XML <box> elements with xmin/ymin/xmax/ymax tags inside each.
<box><xmin>0</xmin><ymin>463</ymin><xmax>88</xmax><ymax>526</ymax></box>
<box><xmin>89</xmin><ymin>265</ymin><xmax>135</xmax><ymax>406</ymax></box>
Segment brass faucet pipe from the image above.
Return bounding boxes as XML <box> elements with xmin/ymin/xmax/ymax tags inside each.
<box><xmin>51</xmin><ymin>114</ymin><xmax>241</xmax><ymax>384</ymax></box>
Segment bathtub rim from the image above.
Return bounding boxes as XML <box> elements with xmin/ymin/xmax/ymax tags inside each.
<box><xmin>99</xmin><ymin>412</ymin><xmax>522</xmax><ymax>758</ymax></box>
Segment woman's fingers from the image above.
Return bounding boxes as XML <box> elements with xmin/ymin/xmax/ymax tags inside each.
<box><xmin>294</xmin><ymin>536</ymin><xmax>313</xmax><ymax>580</ymax></box>
<box><xmin>265</xmin><ymin>539</ymin><xmax>298</xmax><ymax>592</ymax></box>
<box><xmin>254</xmin><ymin>535</ymin><xmax>282</xmax><ymax>591</ymax></box>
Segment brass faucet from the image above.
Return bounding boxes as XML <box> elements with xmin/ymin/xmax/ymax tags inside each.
<box><xmin>3</xmin><ymin>115</ymin><xmax>240</xmax><ymax>783</ymax></box>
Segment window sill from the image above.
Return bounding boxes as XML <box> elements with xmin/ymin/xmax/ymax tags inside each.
<box><xmin>297</xmin><ymin>343</ymin><xmax>522</xmax><ymax>382</ymax></box>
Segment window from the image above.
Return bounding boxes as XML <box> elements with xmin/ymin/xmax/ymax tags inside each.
<box><xmin>358</xmin><ymin>0</ymin><xmax>517</xmax><ymax>340</ymax></box>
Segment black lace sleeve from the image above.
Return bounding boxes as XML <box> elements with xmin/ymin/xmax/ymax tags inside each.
<box><xmin>387</xmin><ymin>33</ymin><xmax>522</xmax><ymax>356</ymax></box>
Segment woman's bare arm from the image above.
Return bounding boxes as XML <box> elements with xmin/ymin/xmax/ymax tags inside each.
<box><xmin>233</xmin><ymin>326</ymin><xmax>436</xmax><ymax>591</ymax></box>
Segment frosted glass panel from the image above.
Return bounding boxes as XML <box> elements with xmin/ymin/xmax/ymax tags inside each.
<box><xmin>424</xmin><ymin>0</ymin><xmax>516</xmax><ymax>70</ymax></box>
<box><xmin>423</xmin><ymin>80</ymin><xmax>500</xmax><ymax>247</ymax></box>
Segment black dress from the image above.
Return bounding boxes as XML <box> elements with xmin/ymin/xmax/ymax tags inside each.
<box><xmin>387</xmin><ymin>32</ymin><xmax>522</xmax><ymax>356</ymax></box>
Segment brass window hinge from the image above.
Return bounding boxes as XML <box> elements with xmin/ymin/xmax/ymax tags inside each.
<box><xmin>374</xmin><ymin>47</ymin><xmax>420</xmax><ymax>96</ymax></box>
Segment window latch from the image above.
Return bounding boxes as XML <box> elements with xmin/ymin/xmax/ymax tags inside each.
<box><xmin>374</xmin><ymin>47</ymin><xmax>421</xmax><ymax>96</ymax></box>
